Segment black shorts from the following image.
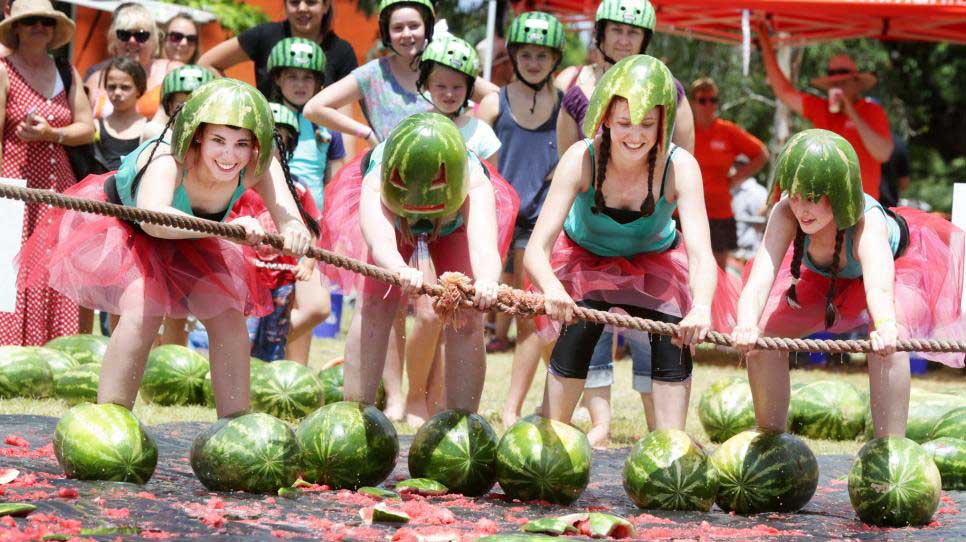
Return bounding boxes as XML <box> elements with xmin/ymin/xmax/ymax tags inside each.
<box><xmin>548</xmin><ymin>299</ymin><xmax>692</xmax><ymax>383</ymax></box>
<box><xmin>709</xmin><ymin>217</ymin><xmax>738</xmax><ymax>253</ymax></box>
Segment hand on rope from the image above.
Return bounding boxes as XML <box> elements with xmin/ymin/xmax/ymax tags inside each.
<box><xmin>4</xmin><ymin>181</ymin><xmax>966</xmax><ymax>356</ymax></box>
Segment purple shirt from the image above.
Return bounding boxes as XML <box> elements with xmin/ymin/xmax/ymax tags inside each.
<box><xmin>563</xmin><ymin>77</ymin><xmax>686</xmax><ymax>130</ymax></box>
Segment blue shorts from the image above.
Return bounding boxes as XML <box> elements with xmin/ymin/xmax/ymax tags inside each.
<box><xmin>249</xmin><ymin>284</ymin><xmax>295</xmax><ymax>362</ymax></box>
<box><xmin>504</xmin><ymin>224</ymin><xmax>534</xmax><ymax>273</ymax></box>
<box><xmin>585</xmin><ymin>331</ymin><xmax>653</xmax><ymax>392</ymax></box>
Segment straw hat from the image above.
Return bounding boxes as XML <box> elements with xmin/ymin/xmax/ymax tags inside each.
<box><xmin>810</xmin><ymin>54</ymin><xmax>877</xmax><ymax>92</ymax></box>
<box><xmin>0</xmin><ymin>0</ymin><xmax>75</xmax><ymax>50</ymax></box>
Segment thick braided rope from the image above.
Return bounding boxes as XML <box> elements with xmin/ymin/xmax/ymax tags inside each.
<box><xmin>4</xmin><ymin>182</ymin><xmax>966</xmax><ymax>355</ymax></box>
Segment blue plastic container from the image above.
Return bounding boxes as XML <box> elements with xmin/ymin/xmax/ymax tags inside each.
<box><xmin>910</xmin><ymin>356</ymin><xmax>928</xmax><ymax>375</ymax></box>
<box><xmin>314</xmin><ymin>289</ymin><xmax>344</xmax><ymax>338</ymax></box>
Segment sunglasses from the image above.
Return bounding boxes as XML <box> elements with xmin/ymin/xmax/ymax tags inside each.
<box><xmin>166</xmin><ymin>31</ymin><xmax>198</xmax><ymax>45</ymax></box>
<box><xmin>20</xmin><ymin>16</ymin><xmax>57</xmax><ymax>28</ymax></box>
<box><xmin>116</xmin><ymin>29</ymin><xmax>151</xmax><ymax>44</ymax></box>
<box><xmin>826</xmin><ymin>68</ymin><xmax>855</xmax><ymax>77</ymax></box>
<box><xmin>696</xmin><ymin>96</ymin><xmax>718</xmax><ymax>105</ymax></box>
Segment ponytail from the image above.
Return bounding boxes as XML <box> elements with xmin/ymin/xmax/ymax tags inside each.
<box><xmin>591</xmin><ymin>128</ymin><xmax>610</xmax><ymax>214</ymax></box>
<box><xmin>824</xmin><ymin>230</ymin><xmax>845</xmax><ymax>328</ymax></box>
<box><xmin>785</xmin><ymin>226</ymin><xmax>806</xmax><ymax>308</ymax></box>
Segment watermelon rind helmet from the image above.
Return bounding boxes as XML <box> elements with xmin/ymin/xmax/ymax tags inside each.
<box><xmin>268</xmin><ymin>102</ymin><xmax>299</xmax><ymax>137</ymax></box>
<box><xmin>172</xmin><ymin>79</ymin><xmax>276</xmax><ymax>176</ymax></box>
<box><xmin>267</xmin><ymin>37</ymin><xmax>326</xmax><ymax>76</ymax></box>
<box><xmin>421</xmin><ymin>35</ymin><xmax>480</xmax><ymax>78</ymax></box>
<box><xmin>161</xmin><ymin>65</ymin><xmax>214</xmax><ymax>107</ymax></box>
<box><xmin>381</xmin><ymin>112</ymin><xmax>468</xmax><ymax>221</ymax></box>
<box><xmin>595</xmin><ymin>0</ymin><xmax>656</xmax><ymax>62</ymax></box>
<box><xmin>378</xmin><ymin>0</ymin><xmax>436</xmax><ymax>49</ymax></box>
<box><xmin>583</xmin><ymin>55</ymin><xmax>676</xmax><ymax>153</ymax></box>
<box><xmin>776</xmin><ymin>129</ymin><xmax>864</xmax><ymax>230</ymax></box>
<box><xmin>507</xmin><ymin>11</ymin><xmax>564</xmax><ymax>51</ymax></box>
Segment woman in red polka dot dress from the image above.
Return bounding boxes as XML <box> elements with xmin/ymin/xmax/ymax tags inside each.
<box><xmin>0</xmin><ymin>0</ymin><xmax>95</xmax><ymax>345</ymax></box>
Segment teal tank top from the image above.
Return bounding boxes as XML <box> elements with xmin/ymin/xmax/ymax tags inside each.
<box><xmin>803</xmin><ymin>194</ymin><xmax>901</xmax><ymax>279</ymax></box>
<box><xmin>563</xmin><ymin>139</ymin><xmax>678</xmax><ymax>257</ymax></box>
<box><xmin>114</xmin><ymin>138</ymin><xmax>246</xmax><ymax>222</ymax></box>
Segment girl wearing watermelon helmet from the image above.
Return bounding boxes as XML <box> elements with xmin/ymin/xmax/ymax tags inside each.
<box><xmin>477</xmin><ymin>11</ymin><xmax>565</xmax><ymax>428</ymax></box>
<box><xmin>334</xmin><ymin>113</ymin><xmax>511</xmax><ymax>414</ymax></box>
<box><xmin>732</xmin><ymin>129</ymin><xmax>966</xmax><ymax>441</ymax></box>
<box><xmin>142</xmin><ymin>64</ymin><xmax>215</xmax><ymax>143</ymax></box>
<box><xmin>526</xmin><ymin>55</ymin><xmax>738</xmax><ymax>432</ymax></box>
<box><xmin>18</xmin><ymin>79</ymin><xmax>317</xmax><ymax>418</ymax></box>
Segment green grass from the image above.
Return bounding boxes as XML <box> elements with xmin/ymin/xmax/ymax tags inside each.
<box><xmin>2</xmin><ymin>329</ymin><xmax>963</xmax><ymax>456</ymax></box>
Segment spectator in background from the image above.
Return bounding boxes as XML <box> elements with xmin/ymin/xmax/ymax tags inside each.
<box><xmin>690</xmin><ymin>77</ymin><xmax>768</xmax><ymax>269</ymax></box>
<box><xmin>0</xmin><ymin>0</ymin><xmax>95</xmax><ymax>345</ymax></box>
<box><xmin>161</xmin><ymin>13</ymin><xmax>201</xmax><ymax>65</ymax></box>
<box><xmin>757</xmin><ymin>22</ymin><xmax>893</xmax><ymax>200</ymax></box>
<box><xmin>84</xmin><ymin>3</ymin><xmax>182</xmax><ymax>121</ymax></box>
<box><xmin>879</xmin><ymin>131</ymin><xmax>910</xmax><ymax>208</ymax></box>
<box><xmin>476</xmin><ymin>35</ymin><xmax>512</xmax><ymax>87</ymax></box>
<box><xmin>0</xmin><ymin>0</ymin><xmax>13</xmax><ymax>57</ymax></box>
<box><xmin>91</xmin><ymin>57</ymin><xmax>146</xmax><ymax>174</ymax></box>
<box><xmin>729</xmin><ymin>155</ymin><xmax>769</xmax><ymax>263</ymax></box>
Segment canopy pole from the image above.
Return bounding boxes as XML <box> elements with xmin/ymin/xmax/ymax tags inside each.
<box><xmin>483</xmin><ymin>0</ymin><xmax>497</xmax><ymax>80</ymax></box>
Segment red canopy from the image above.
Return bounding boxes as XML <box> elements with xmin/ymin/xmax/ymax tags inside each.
<box><xmin>512</xmin><ymin>0</ymin><xmax>966</xmax><ymax>45</ymax></box>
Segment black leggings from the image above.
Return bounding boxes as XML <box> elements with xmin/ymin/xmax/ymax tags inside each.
<box><xmin>549</xmin><ymin>299</ymin><xmax>693</xmax><ymax>382</ymax></box>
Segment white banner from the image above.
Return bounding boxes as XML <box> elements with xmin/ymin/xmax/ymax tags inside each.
<box><xmin>0</xmin><ymin>178</ymin><xmax>27</xmax><ymax>313</ymax></box>
<box><xmin>951</xmin><ymin>183</ymin><xmax>966</xmax><ymax>311</ymax></box>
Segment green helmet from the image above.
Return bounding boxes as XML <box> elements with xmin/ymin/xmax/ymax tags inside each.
<box><xmin>378</xmin><ymin>0</ymin><xmax>435</xmax><ymax>16</ymax></box>
<box><xmin>161</xmin><ymin>65</ymin><xmax>214</xmax><ymax>103</ymax></box>
<box><xmin>172</xmin><ymin>79</ymin><xmax>275</xmax><ymax>176</ymax></box>
<box><xmin>269</xmin><ymin>102</ymin><xmax>299</xmax><ymax>136</ymax></box>
<box><xmin>776</xmin><ymin>129</ymin><xmax>864</xmax><ymax>230</ymax></box>
<box><xmin>381</xmin><ymin>113</ymin><xmax>468</xmax><ymax>221</ymax></box>
<box><xmin>267</xmin><ymin>37</ymin><xmax>326</xmax><ymax>75</ymax></box>
<box><xmin>506</xmin><ymin>12</ymin><xmax>564</xmax><ymax>51</ymax></box>
<box><xmin>421</xmin><ymin>35</ymin><xmax>479</xmax><ymax>77</ymax></box>
<box><xmin>583</xmin><ymin>55</ymin><xmax>677</xmax><ymax>152</ymax></box>
<box><xmin>596</xmin><ymin>0</ymin><xmax>656</xmax><ymax>30</ymax></box>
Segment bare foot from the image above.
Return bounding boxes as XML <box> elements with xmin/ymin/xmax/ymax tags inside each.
<box><xmin>383</xmin><ymin>397</ymin><xmax>406</xmax><ymax>421</ymax></box>
<box><xmin>586</xmin><ymin>425</ymin><xmax>610</xmax><ymax>450</ymax></box>
<box><xmin>405</xmin><ymin>396</ymin><xmax>430</xmax><ymax>428</ymax></box>
<box><xmin>501</xmin><ymin>409</ymin><xmax>519</xmax><ymax>429</ymax></box>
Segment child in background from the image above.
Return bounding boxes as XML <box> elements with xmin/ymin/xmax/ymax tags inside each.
<box><xmin>92</xmin><ymin>57</ymin><xmax>146</xmax><ymax>174</ymax></box>
<box><xmin>267</xmin><ymin>37</ymin><xmax>342</xmax><ymax>363</ymax></box>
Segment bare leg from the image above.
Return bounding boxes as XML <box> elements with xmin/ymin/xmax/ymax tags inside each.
<box><xmin>544</xmin><ymin>370</ymin><xmax>587</xmax><ymax>424</ymax></box>
<box><xmin>425</xmin><ymin>347</ymin><xmax>445</xmax><ymax>415</ymax></box>
<box><xmin>502</xmin><ymin>317</ymin><xmax>544</xmax><ymax>427</ymax></box>
<box><xmin>441</xmin><ymin>312</ymin><xmax>487</xmax><ymax>412</ymax></box>
<box><xmin>380</xmin><ymin>309</ymin><xmax>407</xmax><ymax>419</ymax></box>
<box><xmin>747</xmin><ymin>349</ymin><xmax>791</xmax><ymax>431</ymax></box>
<box><xmin>78</xmin><ymin>307</ymin><xmax>94</xmax><ymax>335</ymax></box>
<box><xmin>345</xmin><ymin>289</ymin><xmax>402</xmax><ymax>405</ymax></box>
<box><xmin>868</xmin><ymin>351</ymin><xmax>910</xmax><ymax>438</ymax></box>
<box><xmin>203</xmin><ymin>309</ymin><xmax>251</xmax><ymax>417</ymax></box>
<box><xmin>639</xmin><ymin>392</ymin><xmax>656</xmax><ymax>431</ymax></box>
<box><xmin>650</xmin><ymin>379</ymin><xmax>691</xmax><ymax>430</ymax></box>
<box><xmin>285</xmin><ymin>269</ymin><xmax>331</xmax><ymax>365</ymax></box>
<box><xmin>98</xmin><ymin>311</ymin><xmax>164</xmax><ymax>409</ymax></box>
<box><xmin>404</xmin><ymin>294</ymin><xmax>444</xmax><ymax>426</ymax></box>
<box><xmin>581</xmin><ymin>386</ymin><xmax>611</xmax><ymax>448</ymax></box>
<box><xmin>159</xmin><ymin>317</ymin><xmax>188</xmax><ymax>346</ymax></box>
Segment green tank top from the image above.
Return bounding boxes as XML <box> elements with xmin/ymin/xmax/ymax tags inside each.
<box><xmin>114</xmin><ymin>138</ymin><xmax>246</xmax><ymax>222</ymax></box>
<box><xmin>563</xmin><ymin>139</ymin><xmax>679</xmax><ymax>257</ymax></box>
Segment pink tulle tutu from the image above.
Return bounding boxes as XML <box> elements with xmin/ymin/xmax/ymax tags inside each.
<box><xmin>755</xmin><ymin>208</ymin><xmax>965</xmax><ymax>367</ymax></box>
<box><xmin>535</xmin><ymin>231</ymin><xmax>741</xmax><ymax>341</ymax></box>
<box><xmin>17</xmin><ymin>173</ymin><xmax>273</xmax><ymax>320</ymax></box>
<box><xmin>320</xmin><ymin>154</ymin><xmax>519</xmax><ymax>295</ymax></box>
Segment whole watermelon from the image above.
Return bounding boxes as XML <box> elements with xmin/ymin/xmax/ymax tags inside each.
<box><xmin>0</xmin><ymin>346</ymin><xmax>54</xmax><ymax>398</ymax></box>
<box><xmin>251</xmin><ymin>360</ymin><xmax>324</xmax><ymax>420</ymax></box>
<box><xmin>191</xmin><ymin>411</ymin><xmax>301</xmax><ymax>493</ymax></box>
<box><xmin>623</xmin><ymin>429</ymin><xmax>717</xmax><ymax>511</ymax></box>
<box><xmin>697</xmin><ymin>378</ymin><xmax>756</xmax><ymax>443</ymax></box>
<box><xmin>141</xmin><ymin>345</ymin><xmax>210</xmax><ymax>406</ymax></box>
<box><xmin>848</xmin><ymin>436</ymin><xmax>941</xmax><ymax>527</ymax></box>
<box><xmin>408</xmin><ymin>409</ymin><xmax>498</xmax><ymax>496</ymax></box>
<box><xmin>26</xmin><ymin>347</ymin><xmax>79</xmax><ymax>379</ymax></box>
<box><xmin>790</xmin><ymin>380</ymin><xmax>865</xmax><ymax>440</ymax></box>
<box><xmin>54</xmin><ymin>403</ymin><xmax>157</xmax><ymax>484</ymax></box>
<box><xmin>495</xmin><ymin>415</ymin><xmax>592</xmax><ymax>505</ymax></box>
<box><xmin>317</xmin><ymin>363</ymin><xmax>387</xmax><ymax>410</ymax></box>
<box><xmin>55</xmin><ymin>364</ymin><xmax>101</xmax><ymax>405</ymax></box>
<box><xmin>921</xmin><ymin>437</ymin><xmax>966</xmax><ymax>490</ymax></box>
<box><xmin>203</xmin><ymin>357</ymin><xmax>266</xmax><ymax>407</ymax></box>
<box><xmin>928</xmin><ymin>406</ymin><xmax>966</xmax><ymax>441</ymax></box>
<box><xmin>900</xmin><ymin>389</ymin><xmax>965</xmax><ymax>443</ymax></box>
<box><xmin>710</xmin><ymin>430</ymin><xmax>819</xmax><ymax>514</ymax></box>
<box><xmin>296</xmin><ymin>401</ymin><xmax>399</xmax><ymax>490</ymax></box>
<box><xmin>44</xmin><ymin>334</ymin><xmax>109</xmax><ymax>365</ymax></box>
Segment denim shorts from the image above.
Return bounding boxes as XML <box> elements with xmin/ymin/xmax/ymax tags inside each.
<box><xmin>249</xmin><ymin>283</ymin><xmax>295</xmax><ymax>362</ymax></box>
<box><xmin>585</xmin><ymin>331</ymin><xmax>653</xmax><ymax>393</ymax></box>
<box><xmin>504</xmin><ymin>224</ymin><xmax>534</xmax><ymax>273</ymax></box>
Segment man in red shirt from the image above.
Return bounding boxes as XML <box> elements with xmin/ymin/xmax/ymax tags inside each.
<box><xmin>757</xmin><ymin>23</ymin><xmax>893</xmax><ymax>200</ymax></box>
<box><xmin>690</xmin><ymin>77</ymin><xmax>768</xmax><ymax>269</ymax></box>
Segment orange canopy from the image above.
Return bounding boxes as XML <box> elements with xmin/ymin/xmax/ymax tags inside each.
<box><xmin>513</xmin><ymin>0</ymin><xmax>966</xmax><ymax>45</ymax></box>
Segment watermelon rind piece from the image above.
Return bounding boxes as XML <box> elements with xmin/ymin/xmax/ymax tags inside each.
<box><xmin>0</xmin><ymin>468</ymin><xmax>19</xmax><ymax>485</ymax></box>
<box><xmin>44</xmin><ymin>334</ymin><xmax>109</xmax><ymax>365</ymax></box>
<box><xmin>710</xmin><ymin>430</ymin><xmax>818</xmax><ymax>514</ymax></box>
<box><xmin>0</xmin><ymin>345</ymin><xmax>54</xmax><ymax>399</ymax></box>
<box><xmin>190</xmin><ymin>411</ymin><xmax>301</xmax><ymax>493</ymax></box>
<box><xmin>407</xmin><ymin>409</ymin><xmax>498</xmax><ymax>497</ymax></box>
<box><xmin>54</xmin><ymin>364</ymin><xmax>100</xmax><ymax>406</ymax></box>
<box><xmin>395</xmin><ymin>478</ymin><xmax>448</xmax><ymax>496</ymax></box>
<box><xmin>495</xmin><ymin>415</ymin><xmax>591</xmax><ymax>505</ymax></box>
<box><xmin>141</xmin><ymin>345</ymin><xmax>210</xmax><ymax>406</ymax></box>
<box><xmin>251</xmin><ymin>360</ymin><xmax>325</xmax><ymax>421</ymax></box>
<box><xmin>277</xmin><ymin>487</ymin><xmax>302</xmax><ymax>499</ymax></box>
<box><xmin>623</xmin><ymin>429</ymin><xmax>717</xmax><ymax>511</ymax></box>
<box><xmin>296</xmin><ymin>401</ymin><xmax>399</xmax><ymax>490</ymax></box>
<box><xmin>358</xmin><ymin>486</ymin><xmax>400</xmax><ymax>500</ymax></box>
<box><xmin>790</xmin><ymin>380</ymin><xmax>865</xmax><ymax>440</ymax></box>
<box><xmin>360</xmin><ymin>503</ymin><xmax>410</xmax><ymax>524</ymax></box>
<box><xmin>0</xmin><ymin>503</ymin><xmax>36</xmax><ymax>517</ymax></box>
<box><xmin>697</xmin><ymin>378</ymin><xmax>756</xmax><ymax>443</ymax></box>
<box><xmin>922</xmin><ymin>437</ymin><xmax>966</xmax><ymax>490</ymax></box>
<box><xmin>557</xmin><ymin>512</ymin><xmax>635</xmax><ymax>538</ymax></box>
<box><xmin>848</xmin><ymin>436</ymin><xmax>941</xmax><ymax>527</ymax></box>
<box><xmin>521</xmin><ymin>517</ymin><xmax>578</xmax><ymax>536</ymax></box>
<box><xmin>928</xmin><ymin>406</ymin><xmax>966</xmax><ymax>441</ymax></box>
<box><xmin>54</xmin><ymin>403</ymin><xmax>158</xmax><ymax>484</ymax></box>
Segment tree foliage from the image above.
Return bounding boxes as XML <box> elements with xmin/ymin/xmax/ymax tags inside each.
<box><xmin>157</xmin><ymin>0</ymin><xmax>269</xmax><ymax>36</ymax></box>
